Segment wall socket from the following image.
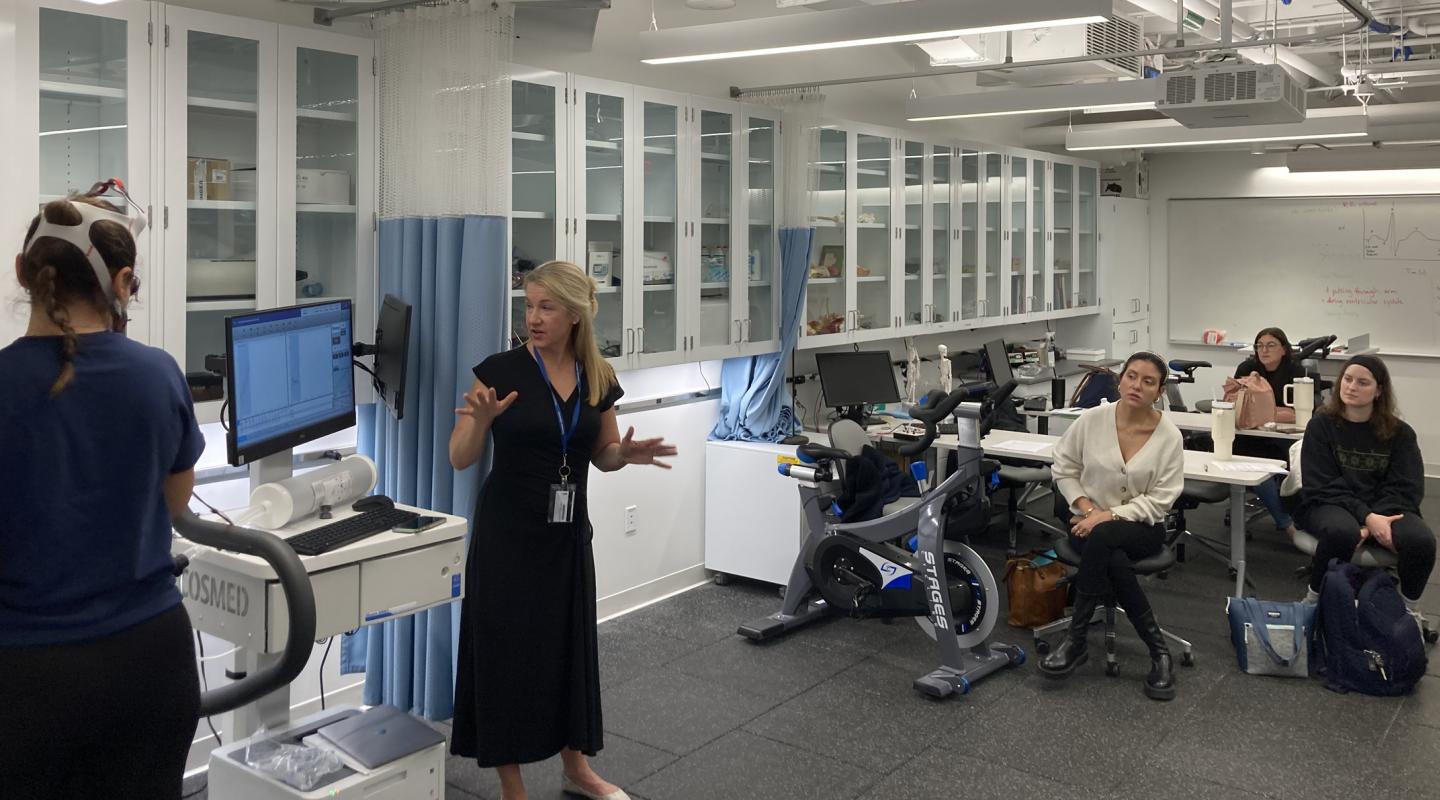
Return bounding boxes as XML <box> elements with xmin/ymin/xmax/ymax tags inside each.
<box><xmin>624</xmin><ymin>505</ymin><xmax>638</xmax><ymax>534</ymax></box>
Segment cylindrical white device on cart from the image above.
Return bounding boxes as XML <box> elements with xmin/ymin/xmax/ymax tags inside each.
<box><xmin>249</xmin><ymin>454</ymin><xmax>378</xmax><ymax>529</ymax></box>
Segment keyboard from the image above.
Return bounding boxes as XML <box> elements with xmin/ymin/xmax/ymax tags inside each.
<box><xmin>284</xmin><ymin>507</ymin><xmax>419</xmax><ymax>556</ymax></box>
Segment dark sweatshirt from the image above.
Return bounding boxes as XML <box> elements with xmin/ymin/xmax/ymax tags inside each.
<box><xmin>1234</xmin><ymin>356</ymin><xmax>1306</xmax><ymax>408</ymax></box>
<box><xmin>1298</xmin><ymin>413</ymin><xmax>1425</xmax><ymax>524</ymax></box>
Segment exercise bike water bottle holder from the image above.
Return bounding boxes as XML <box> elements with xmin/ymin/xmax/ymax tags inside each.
<box><xmin>744</xmin><ymin>381</ymin><xmax>1025</xmax><ymax>700</ymax></box>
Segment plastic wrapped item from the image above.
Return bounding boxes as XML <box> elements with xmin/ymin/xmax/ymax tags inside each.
<box><xmin>244</xmin><ymin>732</ymin><xmax>346</xmax><ymax>792</ymax></box>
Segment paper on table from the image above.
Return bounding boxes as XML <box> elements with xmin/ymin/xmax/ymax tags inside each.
<box><xmin>997</xmin><ymin>439</ymin><xmax>1054</xmax><ymax>454</ymax></box>
<box><xmin>1205</xmin><ymin>461</ymin><xmax>1288</xmax><ymax>475</ymax></box>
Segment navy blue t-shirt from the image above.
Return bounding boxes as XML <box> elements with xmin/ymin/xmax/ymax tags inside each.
<box><xmin>0</xmin><ymin>332</ymin><xmax>204</xmax><ymax>647</ymax></box>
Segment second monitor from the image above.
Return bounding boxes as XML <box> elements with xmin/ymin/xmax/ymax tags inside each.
<box><xmin>814</xmin><ymin>350</ymin><xmax>901</xmax><ymax>425</ymax></box>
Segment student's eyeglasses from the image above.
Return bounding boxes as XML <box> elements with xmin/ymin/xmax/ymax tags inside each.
<box><xmin>1255</xmin><ymin>342</ymin><xmax>1282</xmax><ymax>350</ymax></box>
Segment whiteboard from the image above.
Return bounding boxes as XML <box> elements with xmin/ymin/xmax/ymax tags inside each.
<box><xmin>1168</xmin><ymin>196</ymin><xmax>1440</xmax><ymax>356</ymax></box>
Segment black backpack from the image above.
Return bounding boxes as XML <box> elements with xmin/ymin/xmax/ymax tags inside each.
<box><xmin>1068</xmin><ymin>365</ymin><xmax>1120</xmax><ymax>408</ymax></box>
<box><xmin>1315</xmin><ymin>561</ymin><xmax>1427</xmax><ymax>696</ymax></box>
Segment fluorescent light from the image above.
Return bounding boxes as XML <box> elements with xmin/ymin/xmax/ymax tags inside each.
<box><xmin>1286</xmin><ymin>148</ymin><xmax>1440</xmax><ymax>172</ymax></box>
<box><xmin>639</xmin><ymin>0</ymin><xmax>1109</xmax><ymax>65</ymax></box>
<box><xmin>75</xmin><ymin>0</ymin><xmax>123</xmax><ymax>4</ymax></box>
<box><xmin>908</xmin><ymin>81</ymin><xmax>1158</xmax><ymax>122</ymax></box>
<box><xmin>1065</xmin><ymin>116</ymin><xmax>1368</xmax><ymax>151</ymax></box>
<box><xmin>38</xmin><ymin>124</ymin><xmax>127</xmax><ymax>137</ymax></box>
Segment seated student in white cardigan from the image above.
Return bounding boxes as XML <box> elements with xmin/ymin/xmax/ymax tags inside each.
<box><xmin>1040</xmin><ymin>351</ymin><xmax>1185</xmax><ymax>701</ymax></box>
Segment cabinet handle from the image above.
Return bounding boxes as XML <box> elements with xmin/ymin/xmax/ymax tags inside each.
<box><xmin>734</xmin><ymin>319</ymin><xmax>742</xmax><ymax>341</ymax></box>
<box><xmin>638</xmin><ymin>327</ymin><xmax>645</xmax><ymax>353</ymax></box>
<box><xmin>626</xmin><ymin>328</ymin><xmax>634</xmax><ymax>354</ymax></box>
<box><xmin>564</xmin><ymin>218</ymin><xmax>569</xmax><ymax>235</ymax></box>
<box><xmin>744</xmin><ymin>318</ymin><xmax>751</xmax><ymax>341</ymax></box>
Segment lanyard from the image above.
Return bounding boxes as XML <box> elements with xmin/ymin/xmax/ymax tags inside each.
<box><xmin>533</xmin><ymin>348</ymin><xmax>583</xmax><ymax>480</ymax></box>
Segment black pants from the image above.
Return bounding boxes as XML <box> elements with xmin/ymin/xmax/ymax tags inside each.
<box><xmin>1303</xmin><ymin>504</ymin><xmax>1437</xmax><ymax>599</ymax></box>
<box><xmin>0</xmin><ymin>603</ymin><xmax>200</xmax><ymax>800</ymax></box>
<box><xmin>1068</xmin><ymin>520</ymin><xmax>1165</xmax><ymax>617</ymax></box>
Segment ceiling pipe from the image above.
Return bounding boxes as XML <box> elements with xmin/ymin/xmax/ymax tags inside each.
<box><xmin>1122</xmin><ymin>0</ymin><xmax>1337</xmax><ymax>84</ymax></box>
<box><xmin>731</xmin><ymin>0</ymin><xmax>1370</xmax><ymax>97</ymax></box>
<box><xmin>1407</xmin><ymin>15</ymin><xmax>1440</xmax><ymax>36</ymax></box>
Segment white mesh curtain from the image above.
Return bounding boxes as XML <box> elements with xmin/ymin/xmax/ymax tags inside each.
<box><xmin>745</xmin><ymin>87</ymin><xmax>823</xmax><ymax>229</ymax></box>
<box><xmin>376</xmin><ymin>1</ymin><xmax>512</xmax><ymax>219</ymax></box>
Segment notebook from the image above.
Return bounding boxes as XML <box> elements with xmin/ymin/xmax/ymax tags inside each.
<box><xmin>315</xmin><ymin>705</ymin><xmax>445</xmax><ymax>770</ymax></box>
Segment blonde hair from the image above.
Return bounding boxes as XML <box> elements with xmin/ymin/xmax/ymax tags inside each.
<box><xmin>523</xmin><ymin>260</ymin><xmax>617</xmax><ymax>407</ymax></box>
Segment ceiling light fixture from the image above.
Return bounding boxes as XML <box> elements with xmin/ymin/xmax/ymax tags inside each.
<box><xmin>639</xmin><ymin>0</ymin><xmax>1109</xmax><ymax>65</ymax></box>
<box><xmin>1286</xmin><ymin>148</ymin><xmax>1440</xmax><ymax>172</ymax></box>
<box><xmin>1065</xmin><ymin>116</ymin><xmax>1369</xmax><ymax>151</ymax></box>
<box><xmin>907</xmin><ymin>80</ymin><xmax>1158</xmax><ymax>122</ymax></box>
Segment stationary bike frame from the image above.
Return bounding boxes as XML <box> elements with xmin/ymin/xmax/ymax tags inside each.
<box><xmin>739</xmin><ymin>383</ymin><xmax>1023</xmax><ymax>699</ymax></box>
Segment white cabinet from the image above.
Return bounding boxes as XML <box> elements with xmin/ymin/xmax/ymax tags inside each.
<box><xmin>508</xmin><ymin>71</ymin><xmax>782</xmax><ymax>368</ymax></box>
<box><xmin>704</xmin><ymin>439</ymin><xmax>810</xmax><ymax>586</ymax></box>
<box><xmin>1112</xmin><ymin>320</ymin><xmax>1150</xmax><ymax>359</ymax></box>
<box><xmin>1101</xmin><ymin>197</ymin><xmax>1149</xmax><ymax>324</ymax></box>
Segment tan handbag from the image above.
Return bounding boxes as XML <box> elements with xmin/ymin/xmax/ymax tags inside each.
<box><xmin>1223</xmin><ymin>373</ymin><xmax>1277</xmax><ymax>430</ymax></box>
<box><xmin>1003</xmin><ymin>551</ymin><xmax>1068</xmax><ymax>628</ymax></box>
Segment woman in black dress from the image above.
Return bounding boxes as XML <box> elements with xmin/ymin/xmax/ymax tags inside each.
<box><xmin>448</xmin><ymin>260</ymin><xmax>677</xmax><ymax>800</ymax></box>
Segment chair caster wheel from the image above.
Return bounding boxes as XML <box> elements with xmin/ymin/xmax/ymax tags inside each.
<box><xmin>713</xmin><ymin>573</ymin><xmax>730</xmax><ymax>586</ymax></box>
<box><xmin>1034</xmin><ymin>639</ymin><xmax>1051</xmax><ymax>655</ymax></box>
<box><xmin>1181</xmin><ymin>652</ymin><xmax>1196</xmax><ymax>667</ymax></box>
<box><xmin>1105</xmin><ymin>662</ymin><xmax>1120</xmax><ymax>677</ymax></box>
<box><xmin>1426</xmin><ymin>629</ymin><xmax>1439</xmax><ymax>645</ymax></box>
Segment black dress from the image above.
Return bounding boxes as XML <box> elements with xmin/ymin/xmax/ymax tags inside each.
<box><xmin>451</xmin><ymin>346</ymin><xmax>623</xmax><ymax>767</ymax></box>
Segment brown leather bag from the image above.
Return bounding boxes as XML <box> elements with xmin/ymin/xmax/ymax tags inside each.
<box><xmin>1223</xmin><ymin>373</ymin><xmax>1277</xmax><ymax>430</ymax></box>
<box><xmin>1003</xmin><ymin>551</ymin><xmax>1068</xmax><ymax>627</ymax></box>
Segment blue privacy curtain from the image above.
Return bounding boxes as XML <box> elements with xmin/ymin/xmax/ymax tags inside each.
<box><xmin>710</xmin><ymin>89</ymin><xmax>823</xmax><ymax>443</ymax></box>
<box><xmin>340</xmin><ymin>1</ymin><xmax>512</xmax><ymax>721</ymax></box>
<box><xmin>709</xmin><ymin>228</ymin><xmax>812</xmax><ymax>441</ymax></box>
<box><xmin>340</xmin><ymin>216</ymin><xmax>506</xmax><ymax>719</ymax></box>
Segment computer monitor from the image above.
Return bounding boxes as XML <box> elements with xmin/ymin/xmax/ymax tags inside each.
<box><xmin>982</xmin><ymin>338</ymin><xmax>1014</xmax><ymax>387</ymax></box>
<box><xmin>225</xmin><ymin>300</ymin><xmax>356</xmax><ymax>467</ymax></box>
<box><xmin>814</xmin><ymin>350</ymin><xmax>901</xmax><ymax>424</ymax></box>
<box><xmin>372</xmin><ymin>294</ymin><xmax>412</xmax><ymax>421</ymax></box>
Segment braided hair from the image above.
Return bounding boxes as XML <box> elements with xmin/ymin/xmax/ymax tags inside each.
<box><xmin>20</xmin><ymin>196</ymin><xmax>138</xmax><ymax>396</ymax></box>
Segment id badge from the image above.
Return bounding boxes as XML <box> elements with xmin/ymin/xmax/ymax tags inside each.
<box><xmin>548</xmin><ymin>483</ymin><xmax>575</xmax><ymax>524</ymax></box>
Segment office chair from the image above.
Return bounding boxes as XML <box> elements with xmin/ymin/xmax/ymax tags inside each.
<box><xmin>826</xmin><ymin>418</ymin><xmax>922</xmax><ymax>519</ymax></box>
<box><xmin>996</xmin><ymin>463</ymin><xmax>1066</xmax><ymax>555</ymax></box>
<box><xmin>1171</xmin><ymin>479</ymin><xmax>1257</xmax><ymax>590</ymax></box>
<box><xmin>1032</xmin><ymin>492</ymin><xmax>1196</xmax><ymax>674</ymax></box>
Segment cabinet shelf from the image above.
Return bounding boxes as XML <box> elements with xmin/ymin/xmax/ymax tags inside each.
<box><xmin>587</xmin><ymin>213</ymin><xmax>622</xmax><ymax>222</ymax></box>
<box><xmin>700</xmin><ymin>152</ymin><xmax>730</xmax><ymax>162</ymax></box>
<box><xmin>187</xmin><ymin>298</ymin><xmax>255</xmax><ymax>312</ymax></box>
<box><xmin>642</xmin><ymin>145</ymin><xmax>677</xmax><ymax>156</ymax></box>
<box><xmin>808</xmin><ymin>277</ymin><xmax>842</xmax><ymax>285</ymax></box>
<box><xmin>40</xmin><ymin>80</ymin><xmax>125</xmax><ymax>100</ymax></box>
<box><xmin>642</xmin><ymin>282</ymin><xmax>675</xmax><ymax>292</ymax></box>
<box><xmin>297</xmin><ymin>204</ymin><xmax>356</xmax><ymax>214</ymax></box>
<box><xmin>856</xmin><ymin>275</ymin><xmax>887</xmax><ymax>283</ymax></box>
<box><xmin>856</xmin><ymin>222</ymin><xmax>887</xmax><ymax>229</ymax></box>
<box><xmin>585</xmin><ymin>139</ymin><xmax>621</xmax><ymax>151</ymax></box>
<box><xmin>701</xmin><ymin>217</ymin><xmax>730</xmax><ymax>225</ymax></box>
<box><xmin>643</xmin><ymin>215</ymin><xmax>675</xmax><ymax>224</ymax></box>
<box><xmin>699</xmin><ymin>281</ymin><xmax>731</xmax><ymax>290</ymax></box>
<box><xmin>190</xmin><ymin>200</ymin><xmax>257</xmax><ymax>211</ymax></box>
<box><xmin>513</xmin><ymin>210</ymin><xmax>553</xmax><ymax>220</ymax></box>
<box><xmin>188</xmin><ymin>96</ymin><xmax>259</xmax><ymax>115</ymax></box>
<box><xmin>513</xmin><ymin>131</ymin><xmax>552</xmax><ymax>143</ymax></box>
<box><xmin>297</xmin><ymin>107</ymin><xmax>357</xmax><ymax>122</ymax></box>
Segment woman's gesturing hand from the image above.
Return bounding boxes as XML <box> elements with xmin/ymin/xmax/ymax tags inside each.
<box><xmin>618</xmin><ymin>426</ymin><xmax>677</xmax><ymax>469</ymax></box>
<box><xmin>456</xmin><ymin>382</ymin><xmax>518</xmax><ymax>424</ymax></box>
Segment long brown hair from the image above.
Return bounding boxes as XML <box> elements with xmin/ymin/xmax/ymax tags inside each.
<box><xmin>522</xmin><ymin>260</ymin><xmax>617</xmax><ymax>407</ymax></box>
<box><xmin>1316</xmin><ymin>354</ymin><xmax>1400</xmax><ymax>440</ymax></box>
<box><xmin>20</xmin><ymin>196</ymin><xmax>138</xmax><ymax>396</ymax></box>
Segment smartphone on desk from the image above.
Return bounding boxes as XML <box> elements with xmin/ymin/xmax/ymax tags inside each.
<box><xmin>392</xmin><ymin>515</ymin><xmax>445</xmax><ymax>534</ymax></box>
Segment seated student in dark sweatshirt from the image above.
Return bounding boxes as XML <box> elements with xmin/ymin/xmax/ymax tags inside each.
<box><xmin>1297</xmin><ymin>354</ymin><xmax>1434</xmax><ymax>614</ymax></box>
<box><xmin>1229</xmin><ymin>327</ymin><xmax>1307</xmax><ymax>539</ymax></box>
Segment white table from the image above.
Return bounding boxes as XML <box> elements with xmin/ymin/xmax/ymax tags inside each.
<box><xmin>974</xmin><ymin>429</ymin><xmax>1285</xmax><ymax>597</ymax></box>
<box><xmin>1024</xmin><ymin>407</ymin><xmax>1304</xmax><ymax>442</ymax></box>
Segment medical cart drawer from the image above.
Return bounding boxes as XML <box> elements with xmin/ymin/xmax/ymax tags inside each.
<box><xmin>358</xmin><ymin>539</ymin><xmax>466</xmax><ymax>624</ymax></box>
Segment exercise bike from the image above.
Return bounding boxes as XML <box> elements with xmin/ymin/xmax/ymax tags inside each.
<box><xmin>737</xmin><ymin>381</ymin><xmax>1024</xmax><ymax>699</ymax></box>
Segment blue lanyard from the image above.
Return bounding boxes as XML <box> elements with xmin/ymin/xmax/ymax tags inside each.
<box><xmin>532</xmin><ymin>348</ymin><xmax>583</xmax><ymax>476</ymax></box>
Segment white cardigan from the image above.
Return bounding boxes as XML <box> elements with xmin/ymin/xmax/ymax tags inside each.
<box><xmin>1051</xmin><ymin>404</ymin><xmax>1185</xmax><ymax>526</ymax></box>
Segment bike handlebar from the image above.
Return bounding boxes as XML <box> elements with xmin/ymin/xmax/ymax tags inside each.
<box><xmin>898</xmin><ymin>380</ymin><xmax>1017</xmax><ymax>457</ymax></box>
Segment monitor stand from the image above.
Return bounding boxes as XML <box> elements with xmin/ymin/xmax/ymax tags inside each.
<box><xmin>837</xmin><ymin>405</ymin><xmax>878</xmax><ymax>427</ymax></box>
<box><xmin>248</xmin><ymin>448</ymin><xmax>295</xmax><ymax>496</ymax></box>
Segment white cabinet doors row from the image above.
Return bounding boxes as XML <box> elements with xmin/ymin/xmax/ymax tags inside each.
<box><xmin>509</xmin><ymin>71</ymin><xmax>783</xmax><ymax>371</ymax></box>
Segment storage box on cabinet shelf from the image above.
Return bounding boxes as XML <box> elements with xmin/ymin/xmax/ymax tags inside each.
<box><xmin>187</xmin><ymin>157</ymin><xmax>232</xmax><ymax>200</ymax></box>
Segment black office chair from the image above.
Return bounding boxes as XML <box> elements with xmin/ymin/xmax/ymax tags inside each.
<box><xmin>1031</xmin><ymin>497</ymin><xmax>1196</xmax><ymax>674</ymax></box>
<box><xmin>996</xmin><ymin>462</ymin><xmax>1065</xmax><ymax>555</ymax></box>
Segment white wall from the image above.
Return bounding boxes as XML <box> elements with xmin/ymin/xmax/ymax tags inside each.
<box><xmin>1147</xmin><ymin>151</ymin><xmax>1440</xmax><ymax>473</ymax></box>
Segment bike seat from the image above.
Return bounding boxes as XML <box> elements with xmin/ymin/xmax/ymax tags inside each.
<box><xmin>1168</xmin><ymin>359</ymin><xmax>1211</xmax><ymax>376</ymax></box>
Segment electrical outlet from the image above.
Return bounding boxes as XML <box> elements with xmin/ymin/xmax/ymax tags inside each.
<box><xmin>624</xmin><ymin>505</ymin><xmax>638</xmax><ymax>534</ymax></box>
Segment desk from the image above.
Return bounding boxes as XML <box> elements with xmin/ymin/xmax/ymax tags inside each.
<box><xmin>973</xmin><ymin>430</ymin><xmax>1284</xmax><ymax>597</ymax></box>
<box><xmin>1025</xmin><ymin>407</ymin><xmax>1305</xmax><ymax>442</ymax></box>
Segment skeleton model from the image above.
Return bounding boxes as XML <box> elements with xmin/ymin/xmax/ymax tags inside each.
<box><xmin>938</xmin><ymin>344</ymin><xmax>952</xmax><ymax>394</ymax></box>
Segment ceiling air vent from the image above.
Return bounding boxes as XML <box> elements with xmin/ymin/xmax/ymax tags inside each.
<box><xmin>1086</xmin><ymin>16</ymin><xmax>1141</xmax><ymax>75</ymax></box>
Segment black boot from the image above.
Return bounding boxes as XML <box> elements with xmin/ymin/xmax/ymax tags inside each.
<box><xmin>1131</xmin><ymin>609</ymin><xmax>1176</xmax><ymax>701</ymax></box>
<box><xmin>1040</xmin><ymin>592</ymin><xmax>1100</xmax><ymax>679</ymax></box>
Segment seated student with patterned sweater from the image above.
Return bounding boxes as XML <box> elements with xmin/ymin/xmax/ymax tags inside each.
<box><xmin>1298</xmin><ymin>355</ymin><xmax>1434</xmax><ymax>619</ymax></box>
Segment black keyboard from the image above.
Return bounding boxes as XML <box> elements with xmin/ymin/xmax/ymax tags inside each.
<box><xmin>285</xmin><ymin>508</ymin><xmax>419</xmax><ymax>556</ymax></box>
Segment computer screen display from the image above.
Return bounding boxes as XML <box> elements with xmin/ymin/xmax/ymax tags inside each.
<box><xmin>815</xmin><ymin>350</ymin><xmax>902</xmax><ymax>409</ymax></box>
<box><xmin>225</xmin><ymin>300</ymin><xmax>356</xmax><ymax>466</ymax></box>
<box><xmin>983</xmin><ymin>339</ymin><xmax>1014</xmax><ymax>387</ymax></box>
<box><xmin>373</xmin><ymin>294</ymin><xmax>412</xmax><ymax>421</ymax></box>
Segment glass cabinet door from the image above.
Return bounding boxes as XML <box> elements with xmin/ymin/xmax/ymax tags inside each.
<box><xmin>288</xmin><ymin>47</ymin><xmax>358</xmax><ymax>308</ymax></box>
<box><xmin>854</xmin><ymin>131</ymin><xmax>892</xmax><ymax>334</ymax></box>
<box><xmin>1031</xmin><ymin>160</ymin><xmax>1047</xmax><ymax>316</ymax></box>
<box><xmin>744</xmin><ymin>113</ymin><xmax>777</xmax><ymax>347</ymax></box>
<box><xmin>638</xmin><ymin>97</ymin><xmax>680</xmax><ymax>359</ymax></box>
<box><xmin>930</xmin><ymin>145</ymin><xmax>951</xmax><ymax>326</ymax></box>
<box><xmin>574</xmin><ymin>81</ymin><xmax>626</xmax><ymax>361</ymax></box>
<box><xmin>805</xmin><ymin>126</ymin><xmax>847</xmax><ymax>340</ymax></box>
<box><xmin>1053</xmin><ymin>162</ymin><xmax>1075</xmax><ymax>311</ymax></box>
<box><xmin>902</xmin><ymin>139</ymin><xmax>923</xmax><ymax>329</ymax></box>
<box><xmin>695</xmin><ymin>106</ymin><xmax>735</xmax><ymax>351</ymax></box>
<box><xmin>1078</xmin><ymin>165</ymin><xmax>1098</xmax><ymax>309</ymax></box>
<box><xmin>959</xmin><ymin>149</ymin><xmax>979</xmax><ymax>321</ymax></box>
<box><xmin>1008</xmin><ymin>155</ymin><xmax>1028</xmax><ymax>316</ymax></box>
<box><xmin>510</xmin><ymin>75</ymin><xmax>564</xmax><ymax>341</ymax></box>
<box><xmin>166</xmin><ymin>11</ymin><xmax>275</xmax><ymax>379</ymax></box>
<box><xmin>981</xmin><ymin>152</ymin><xmax>1003</xmax><ymax>321</ymax></box>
